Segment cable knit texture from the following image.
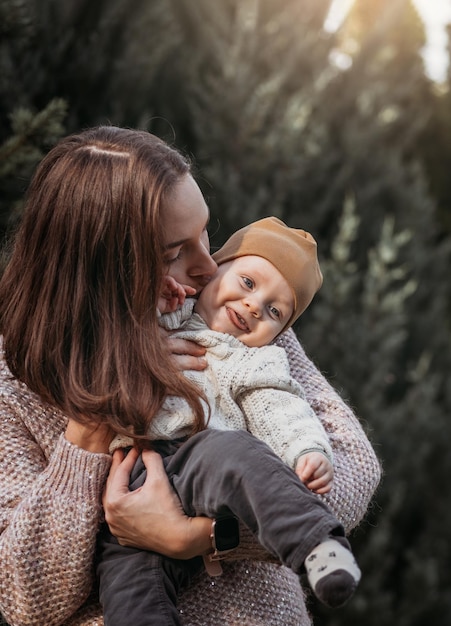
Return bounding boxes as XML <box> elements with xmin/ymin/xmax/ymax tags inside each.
<box><xmin>0</xmin><ymin>330</ymin><xmax>381</xmax><ymax>626</ymax></box>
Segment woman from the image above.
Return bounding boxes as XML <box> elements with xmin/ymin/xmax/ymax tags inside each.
<box><xmin>0</xmin><ymin>126</ymin><xmax>381</xmax><ymax>626</ymax></box>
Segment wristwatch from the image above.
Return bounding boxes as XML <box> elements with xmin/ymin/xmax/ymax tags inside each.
<box><xmin>203</xmin><ymin>515</ymin><xmax>240</xmax><ymax>576</ymax></box>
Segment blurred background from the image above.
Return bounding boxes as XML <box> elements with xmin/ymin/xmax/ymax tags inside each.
<box><xmin>1</xmin><ymin>0</ymin><xmax>451</xmax><ymax>624</ymax></box>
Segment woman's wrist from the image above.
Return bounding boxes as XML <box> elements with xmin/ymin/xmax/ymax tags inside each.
<box><xmin>187</xmin><ymin>515</ymin><xmax>214</xmax><ymax>557</ymax></box>
<box><xmin>169</xmin><ymin>515</ymin><xmax>213</xmax><ymax>559</ymax></box>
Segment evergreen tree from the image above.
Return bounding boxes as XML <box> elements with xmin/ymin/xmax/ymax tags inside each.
<box><xmin>298</xmin><ymin>2</ymin><xmax>451</xmax><ymax>624</ymax></box>
<box><xmin>416</xmin><ymin>21</ymin><xmax>451</xmax><ymax>238</ymax></box>
<box><xmin>167</xmin><ymin>0</ymin><xmax>335</xmax><ymax>240</ymax></box>
<box><xmin>0</xmin><ymin>0</ymin><xmax>175</xmax><ymax>245</ymax></box>
<box><xmin>0</xmin><ymin>0</ymin><xmax>68</xmax><ymax>251</ymax></box>
<box><xmin>0</xmin><ymin>99</ymin><xmax>67</xmax><ymax>242</ymax></box>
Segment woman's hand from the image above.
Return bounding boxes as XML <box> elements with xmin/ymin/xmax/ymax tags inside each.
<box><xmin>164</xmin><ymin>331</ymin><xmax>208</xmax><ymax>371</ymax></box>
<box><xmin>103</xmin><ymin>447</ymin><xmax>212</xmax><ymax>559</ymax></box>
<box><xmin>65</xmin><ymin>418</ymin><xmax>114</xmax><ymax>454</ymax></box>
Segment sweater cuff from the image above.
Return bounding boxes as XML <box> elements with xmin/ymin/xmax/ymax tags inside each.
<box><xmin>290</xmin><ymin>447</ymin><xmax>333</xmax><ymax>470</ymax></box>
<box><xmin>46</xmin><ymin>433</ymin><xmax>112</xmax><ymax>501</ymax></box>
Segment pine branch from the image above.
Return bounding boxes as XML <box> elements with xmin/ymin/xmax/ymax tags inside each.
<box><xmin>0</xmin><ymin>98</ymin><xmax>67</xmax><ymax>178</ymax></box>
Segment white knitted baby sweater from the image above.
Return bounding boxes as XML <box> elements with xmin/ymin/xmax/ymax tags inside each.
<box><xmin>113</xmin><ymin>300</ymin><xmax>333</xmax><ymax>469</ymax></box>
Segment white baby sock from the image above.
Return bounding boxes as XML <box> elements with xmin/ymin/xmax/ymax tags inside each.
<box><xmin>304</xmin><ymin>538</ymin><xmax>361</xmax><ymax>608</ymax></box>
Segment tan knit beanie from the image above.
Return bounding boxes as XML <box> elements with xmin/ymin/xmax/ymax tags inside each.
<box><xmin>212</xmin><ymin>217</ymin><xmax>323</xmax><ymax>331</ymax></box>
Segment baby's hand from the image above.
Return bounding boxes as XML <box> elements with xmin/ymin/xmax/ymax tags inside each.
<box><xmin>295</xmin><ymin>452</ymin><xmax>334</xmax><ymax>494</ymax></box>
<box><xmin>158</xmin><ymin>276</ymin><xmax>197</xmax><ymax>314</ymax></box>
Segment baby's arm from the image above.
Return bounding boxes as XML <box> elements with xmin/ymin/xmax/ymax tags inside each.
<box><xmin>275</xmin><ymin>328</ymin><xmax>382</xmax><ymax>532</ymax></box>
<box><xmin>295</xmin><ymin>451</ymin><xmax>334</xmax><ymax>494</ymax></box>
<box><xmin>158</xmin><ymin>276</ymin><xmax>196</xmax><ymax>313</ymax></box>
<box><xmin>235</xmin><ymin>347</ymin><xmax>333</xmax><ymax>473</ymax></box>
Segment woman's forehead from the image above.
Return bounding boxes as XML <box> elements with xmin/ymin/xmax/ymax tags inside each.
<box><xmin>162</xmin><ymin>175</ymin><xmax>209</xmax><ymax>245</ymax></box>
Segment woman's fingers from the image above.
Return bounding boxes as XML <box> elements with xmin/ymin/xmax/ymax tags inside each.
<box><xmin>166</xmin><ymin>336</ymin><xmax>206</xmax><ymax>356</ymax></box>
<box><xmin>166</xmin><ymin>336</ymin><xmax>207</xmax><ymax>370</ymax></box>
<box><xmin>103</xmin><ymin>448</ymin><xmax>138</xmax><ymax>504</ymax></box>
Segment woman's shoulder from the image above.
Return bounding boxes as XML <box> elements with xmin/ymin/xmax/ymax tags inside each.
<box><xmin>0</xmin><ymin>338</ymin><xmax>66</xmax><ymax>441</ymax></box>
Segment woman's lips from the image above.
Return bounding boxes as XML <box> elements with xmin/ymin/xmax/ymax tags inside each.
<box><xmin>226</xmin><ymin>307</ymin><xmax>249</xmax><ymax>332</ymax></box>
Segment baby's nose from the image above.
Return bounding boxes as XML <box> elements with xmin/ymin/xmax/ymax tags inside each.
<box><xmin>245</xmin><ymin>297</ymin><xmax>262</xmax><ymax>317</ymax></box>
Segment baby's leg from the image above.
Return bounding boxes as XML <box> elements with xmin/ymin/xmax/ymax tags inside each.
<box><xmin>304</xmin><ymin>536</ymin><xmax>361</xmax><ymax>607</ymax></box>
<box><xmin>166</xmin><ymin>429</ymin><xmax>360</xmax><ymax>608</ymax></box>
<box><xmin>96</xmin><ymin>449</ymin><xmax>202</xmax><ymax>626</ymax></box>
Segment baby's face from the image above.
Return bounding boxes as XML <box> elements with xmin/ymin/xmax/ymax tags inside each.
<box><xmin>194</xmin><ymin>255</ymin><xmax>294</xmax><ymax>347</ymax></box>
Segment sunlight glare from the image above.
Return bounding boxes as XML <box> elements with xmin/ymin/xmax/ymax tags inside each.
<box><xmin>325</xmin><ymin>0</ymin><xmax>451</xmax><ymax>82</ymax></box>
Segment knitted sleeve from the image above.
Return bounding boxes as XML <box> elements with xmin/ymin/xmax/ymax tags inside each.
<box><xmin>0</xmin><ymin>382</ymin><xmax>111</xmax><ymax>626</ymax></box>
<box><xmin>239</xmin><ymin>384</ymin><xmax>333</xmax><ymax>468</ymax></box>
<box><xmin>274</xmin><ymin>329</ymin><xmax>382</xmax><ymax>532</ymax></box>
<box><xmin>234</xmin><ymin>346</ymin><xmax>333</xmax><ymax>468</ymax></box>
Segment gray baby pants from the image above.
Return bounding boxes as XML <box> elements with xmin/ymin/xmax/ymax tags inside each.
<box><xmin>97</xmin><ymin>429</ymin><xmax>345</xmax><ymax>626</ymax></box>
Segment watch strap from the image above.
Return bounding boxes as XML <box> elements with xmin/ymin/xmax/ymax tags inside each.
<box><xmin>202</xmin><ymin>552</ymin><xmax>224</xmax><ymax>576</ymax></box>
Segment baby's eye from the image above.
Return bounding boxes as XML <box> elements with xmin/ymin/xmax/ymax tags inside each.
<box><xmin>269</xmin><ymin>305</ymin><xmax>281</xmax><ymax>319</ymax></box>
<box><xmin>242</xmin><ymin>276</ymin><xmax>254</xmax><ymax>289</ymax></box>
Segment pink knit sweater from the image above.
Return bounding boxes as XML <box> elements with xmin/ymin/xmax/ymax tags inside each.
<box><xmin>0</xmin><ymin>329</ymin><xmax>381</xmax><ymax>626</ymax></box>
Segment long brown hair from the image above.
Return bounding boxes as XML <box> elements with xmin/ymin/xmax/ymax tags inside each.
<box><xmin>0</xmin><ymin>126</ymin><xmax>206</xmax><ymax>439</ymax></box>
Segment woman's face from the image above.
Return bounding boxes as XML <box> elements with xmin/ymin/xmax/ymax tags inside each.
<box><xmin>162</xmin><ymin>174</ymin><xmax>217</xmax><ymax>292</ymax></box>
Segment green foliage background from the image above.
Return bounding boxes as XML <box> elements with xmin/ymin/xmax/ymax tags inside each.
<box><xmin>1</xmin><ymin>0</ymin><xmax>451</xmax><ymax>624</ymax></box>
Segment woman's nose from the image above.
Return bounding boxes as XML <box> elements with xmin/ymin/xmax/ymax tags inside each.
<box><xmin>190</xmin><ymin>245</ymin><xmax>217</xmax><ymax>279</ymax></box>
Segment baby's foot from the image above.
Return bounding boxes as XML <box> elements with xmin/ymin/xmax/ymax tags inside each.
<box><xmin>304</xmin><ymin>538</ymin><xmax>361</xmax><ymax>608</ymax></box>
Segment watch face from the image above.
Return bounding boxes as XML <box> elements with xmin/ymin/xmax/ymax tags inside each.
<box><xmin>214</xmin><ymin>516</ymin><xmax>240</xmax><ymax>551</ymax></box>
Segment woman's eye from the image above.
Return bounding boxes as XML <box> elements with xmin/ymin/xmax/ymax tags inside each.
<box><xmin>242</xmin><ymin>277</ymin><xmax>254</xmax><ymax>288</ymax></box>
<box><xmin>165</xmin><ymin>249</ymin><xmax>183</xmax><ymax>264</ymax></box>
